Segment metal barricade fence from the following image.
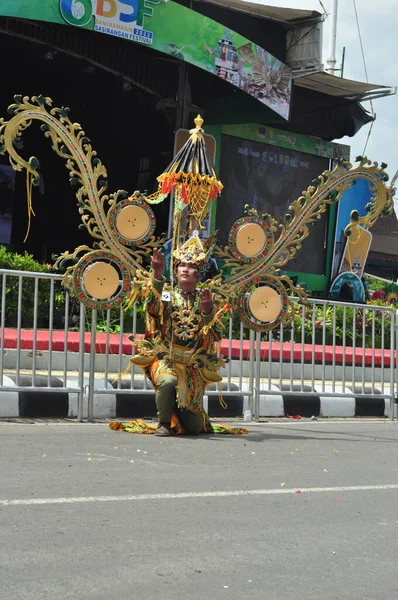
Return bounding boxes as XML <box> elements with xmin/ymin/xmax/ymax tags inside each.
<box><xmin>0</xmin><ymin>269</ymin><xmax>253</xmax><ymax>420</ymax></box>
<box><xmin>0</xmin><ymin>268</ymin><xmax>396</xmax><ymax>421</ymax></box>
<box><xmin>253</xmin><ymin>298</ymin><xmax>397</xmax><ymax>421</ymax></box>
<box><xmin>0</xmin><ymin>268</ymin><xmax>86</xmax><ymax>421</ymax></box>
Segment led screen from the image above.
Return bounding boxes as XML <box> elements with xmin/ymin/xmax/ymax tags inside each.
<box><xmin>217</xmin><ymin>134</ymin><xmax>330</xmax><ymax>275</ymax></box>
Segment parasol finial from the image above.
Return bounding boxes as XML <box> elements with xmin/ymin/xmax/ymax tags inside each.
<box><xmin>194</xmin><ymin>114</ymin><xmax>204</xmax><ymax>129</ymax></box>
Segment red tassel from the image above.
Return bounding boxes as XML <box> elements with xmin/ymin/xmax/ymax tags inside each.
<box><xmin>181</xmin><ymin>184</ymin><xmax>189</xmax><ymax>204</ymax></box>
<box><xmin>209</xmin><ymin>185</ymin><xmax>219</xmax><ymax>201</ymax></box>
<box><xmin>161</xmin><ymin>175</ymin><xmax>176</xmax><ymax>194</ymax></box>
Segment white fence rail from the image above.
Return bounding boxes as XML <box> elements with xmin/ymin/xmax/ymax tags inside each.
<box><xmin>253</xmin><ymin>299</ymin><xmax>397</xmax><ymax>419</ymax></box>
<box><xmin>0</xmin><ymin>269</ymin><xmax>396</xmax><ymax>421</ymax></box>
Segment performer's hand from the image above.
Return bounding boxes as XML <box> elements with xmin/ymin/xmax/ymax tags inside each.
<box><xmin>199</xmin><ymin>288</ymin><xmax>214</xmax><ymax>315</ymax></box>
<box><xmin>151</xmin><ymin>248</ymin><xmax>164</xmax><ymax>279</ymax></box>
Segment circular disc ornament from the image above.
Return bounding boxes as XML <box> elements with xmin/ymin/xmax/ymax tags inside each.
<box><xmin>229</xmin><ymin>217</ymin><xmax>271</xmax><ymax>262</ymax></box>
<box><xmin>238</xmin><ymin>277</ymin><xmax>288</xmax><ymax>332</ymax></box>
<box><xmin>248</xmin><ymin>286</ymin><xmax>282</xmax><ymax>322</ymax></box>
<box><xmin>108</xmin><ymin>196</ymin><xmax>155</xmax><ymax>246</ymax></box>
<box><xmin>83</xmin><ymin>262</ymin><xmax>119</xmax><ymax>300</ymax></box>
<box><xmin>73</xmin><ymin>251</ymin><xmax>131</xmax><ymax>310</ymax></box>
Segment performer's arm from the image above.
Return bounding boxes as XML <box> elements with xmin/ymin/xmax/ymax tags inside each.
<box><xmin>144</xmin><ymin>249</ymin><xmax>165</xmax><ymax>318</ymax></box>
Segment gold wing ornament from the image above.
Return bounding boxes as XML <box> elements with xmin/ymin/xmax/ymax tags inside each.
<box><xmin>0</xmin><ymin>96</ymin><xmax>394</xmax><ymax>331</ymax></box>
<box><xmin>0</xmin><ymin>95</ymin><xmax>164</xmax><ymax>309</ymax></box>
<box><xmin>211</xmin><ymin>157</ymin><xmax>394</xmax><ymax>331</ymax></box>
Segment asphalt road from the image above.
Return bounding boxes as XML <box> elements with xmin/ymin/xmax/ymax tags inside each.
<box><xmin>1</xmin><ymin>419</ymin><xmax>398</xmax><ymax>600</ymax></box>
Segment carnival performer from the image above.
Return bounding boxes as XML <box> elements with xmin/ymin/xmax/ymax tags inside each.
<box><xmin>143</xmin><ymin>243</ymin><xmax>225</xmax><ymax>435</ymax></box>
<box><xmin>109</xmin><ymin>233</ymin><xmax>247</xmax><ymax>436</ymax></box>
<box><xmin>107</xmin><ymin>112</ymin><xmax>248</xmax><ymax>435</ymax></box>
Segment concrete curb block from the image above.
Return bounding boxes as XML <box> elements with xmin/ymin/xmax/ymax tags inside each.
<box><xmin>0</xmin><ymin>375</ymin><xmax>20</xmax><ymax>418</ymax></box>
<box><xmin>67</xmin><ymin>378</ymin><xmax>116</xmax><ymax>419</ymax></box>
<box><xmin>317</xmin><ymin>386</ymin><xmax>356</xmax><ymax>417</ymax></box>
<box><xmin>0</xmin><ymin>379</ymin><xmax>395</xmax><ymax>419</ymax></box>
<box><xmin>6</xmin><ymin>374</ymin><xmax>68</xmax><ymax>418</ymax></box>
<box><xmin>256</xmin><ymin>385</ymin><xmax>394</xmax><ymax>418</ymax></box>
<box><xmin>109</xmin><ymin>380</ymin><xmax>244</xmax><ymax>419</ymax></box>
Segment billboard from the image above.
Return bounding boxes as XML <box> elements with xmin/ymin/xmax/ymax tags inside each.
<box><xmin>217</xmin><ymin>134</ymin><xmax>330</xmax><ymax>275</ymax></box>
<box><xmin>331</xmin><ymin>178</ymin><xmax>375</xmax><ymax>281</ymax></box>
<box><xmin>222</xmin><ymin>123</ymin><xmax>350</xmax><ymax>161</ymax></box>
<box><xmin>0</xmin><ymin>0</ymin><xmax>292</xmax><ymax>120</ymax></box>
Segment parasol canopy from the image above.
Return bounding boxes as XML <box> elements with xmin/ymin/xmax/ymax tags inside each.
<box><xmin>146</xmin><ymin>115</ymin><xmax>223</xmax><ymax>227</ymax></box>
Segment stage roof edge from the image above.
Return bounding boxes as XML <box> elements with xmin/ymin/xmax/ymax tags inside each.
<box><xmin>198</xmin><ymin>0</ymin><xmax>323</xmax><ymax>24</ymax></box>
<box><xmin>295</xmin><ymin>71</ymin><xmax>397</xmax><ymax>103</ymax></box>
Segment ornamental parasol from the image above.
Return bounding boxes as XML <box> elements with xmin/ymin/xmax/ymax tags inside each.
<box><xmin>146</xmin><ymin>115</ymin><xmax>223</xmax><ymax>228</ymax></box>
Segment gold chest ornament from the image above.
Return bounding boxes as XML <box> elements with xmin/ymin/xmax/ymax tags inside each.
<box><xmin>170</xmin><ymin>293</ymin><xmax>202</xmax><ymax>341</ymax></box>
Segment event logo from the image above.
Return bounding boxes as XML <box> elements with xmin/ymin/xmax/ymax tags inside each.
<box><xmin>60</xmin><ymin>0</ymin><xmax>94</xmax><ymax>27</ymax></box>
<box><xmin>60</xmin><ymin>1</ymin><xmax>157</xmax><ymax>31</ymax></box>
<box><xmin>95</xmin><ymin>0</ymin><xmax>159</xmax><ymax>28</ymax></box>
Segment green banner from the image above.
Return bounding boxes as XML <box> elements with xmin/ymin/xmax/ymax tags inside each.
<box><xmin>1</xmin><ymin>0</ymin><xmax>292</xmax><ymax>120</ymax></box>
<box><xmin>221</xmin><ymin>123</ymin><xmax>350</xmax><ymax>160</ymax></box>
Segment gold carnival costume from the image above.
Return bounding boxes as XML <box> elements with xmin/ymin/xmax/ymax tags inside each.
<box><xmin>110</xmin><ymin>116</ymin><xmax>249</xmax><ymax>435</ymax></box>
<box><xmin>0</xmin><ymin>97</ymin><xmax>394</xmax><ymax>435</ymax></box>
<box><xmin>125</xmin><ymin>234</ymin><xmax>235</xmax><ymax>435</ymax></box>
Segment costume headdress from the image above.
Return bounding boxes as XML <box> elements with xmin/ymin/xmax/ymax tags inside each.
<box><xmin>172</xmin><ymin>230</ymin><xmax>216</xmax><ymax>276</ymax></box>
<box><xmin>173</xmin><ymin>231</ymin><xmax>206</xmax><ymax>265</ymax></box>
<box><xmin>139</xmin><ymin>114</ymin><xmax>222</xmax><ymax>279</ymax></box>
<box><xmin>151</xmin><ymin>115</ymin><xmax>221</xmax><ymax>278</ymax></box>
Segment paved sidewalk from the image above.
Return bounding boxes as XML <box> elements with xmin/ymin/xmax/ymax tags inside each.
<box><xmin>1</xmin><ymin>419</ymin><xmax>398</xmax><ymax>600</ymax></box>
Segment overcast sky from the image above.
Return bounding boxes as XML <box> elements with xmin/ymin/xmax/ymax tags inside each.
<box><xmin>246</xmin><ymin>0</ymin><xmax>398</xmax><ymax>188</ymax></box>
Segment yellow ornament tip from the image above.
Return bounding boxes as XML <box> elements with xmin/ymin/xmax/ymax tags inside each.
<box><xmin>194</xmin><ymin>114</ymin><xmax>204</xmax><ymax>129</ymax></box>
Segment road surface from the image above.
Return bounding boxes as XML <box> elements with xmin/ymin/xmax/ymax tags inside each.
<box><xmin>1</xmin><ymin>418</ymin><xmax>397</xmax><ymax>600</ymax></box>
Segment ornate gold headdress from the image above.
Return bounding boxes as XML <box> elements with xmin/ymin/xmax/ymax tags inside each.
<box><xmin>173</xmin><ymin>232</ymin><xmax>206</xmax><ymax>265</ymax></box>
<box><xmin>172</xmin><ymin>231</ymin><xmax>216</xmax><ymax>272</ymax></box>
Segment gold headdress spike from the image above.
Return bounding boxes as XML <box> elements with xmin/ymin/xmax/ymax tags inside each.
<box><xmin>193</xmin><ymin>114</ymin><xmax>204</xmax><ymax>131</ymax></box>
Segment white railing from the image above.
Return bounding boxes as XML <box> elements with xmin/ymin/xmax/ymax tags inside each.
<box><xmin>253</xmin><ymin>299</ymin><xmax>397</xmax><ymax>419</ymax></box>
<box><xmin>0</xmin><ymin>269</ymin><xmax>396</xmax><ymax>421</ymax></box>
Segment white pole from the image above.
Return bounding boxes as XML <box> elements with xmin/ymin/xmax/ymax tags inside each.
<box><xmin>326</xmin><ymin>0</ymin><xmax>338</xmax><ymax>74</ymax></box>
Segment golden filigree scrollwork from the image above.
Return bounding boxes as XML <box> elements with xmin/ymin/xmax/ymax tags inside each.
<box><xmin>0</xmin><ymin>96</ymin><xmax>394</xmax><ymax>330</ymax></box>
<box><xmin>0</xmin><ymin>95</ymin><xmax>165</xmax><ymax>308</ymax></box>
<box><xmin>212</xmin><ymin>158</ymin><xmax>393</xmax><ymax>330</ymax></box>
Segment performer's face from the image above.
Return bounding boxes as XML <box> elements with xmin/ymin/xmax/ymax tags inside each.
<box><xmin>177</xmin><ymin>262</ymin><xmax>199</xmax><ymax>291</ymax></box>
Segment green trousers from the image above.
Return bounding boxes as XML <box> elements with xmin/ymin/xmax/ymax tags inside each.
<box><xmin>156</xmin><ymin>374</ymin><xmax>203</xmax><ymax>435</ymax></box>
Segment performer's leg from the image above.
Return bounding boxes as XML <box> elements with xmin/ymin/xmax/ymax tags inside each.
<box><xmin>175</xmin><ymin>407</ymin><xmax>204</xmax><ymax>435</ymax></box>
<box><xmin>155</xmin><ymin>374</ymin><xmax>178</xmax><ymax>433</ymax></box>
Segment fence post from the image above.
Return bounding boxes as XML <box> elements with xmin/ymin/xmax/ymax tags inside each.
<box><xmin>0</xmin><ymin>273</ymin><xmax>6</xmax><ymax>386</ymax></box>
<box><xmin>77</xmin><ymin>302</ymin><xmax>86</xmax><ymax>422</ymax></box>
<box><xmin>87</xmin><ymin>309</ymin><xmax>97</xmax><ymax>422</ymax></box>
<box><xmin>248</xmin><ymin>329</ymin><xmax>255</xmax><ymax>418</ymax></box>
<box><xmin>254</xmin><ymin>330</ymin><xmax>262</xmax><ymax>420</ymax></box>
<box><xmin>394</xmin><ymin>309</ymin><xmax>398</xmax><ymax>421</ymax></box>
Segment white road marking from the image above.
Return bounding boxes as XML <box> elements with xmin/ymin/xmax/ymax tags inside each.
<box><xmin>1</xmin><ymin>484</ymin><xmax>398</xmax><ymax>507</ymax></box>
